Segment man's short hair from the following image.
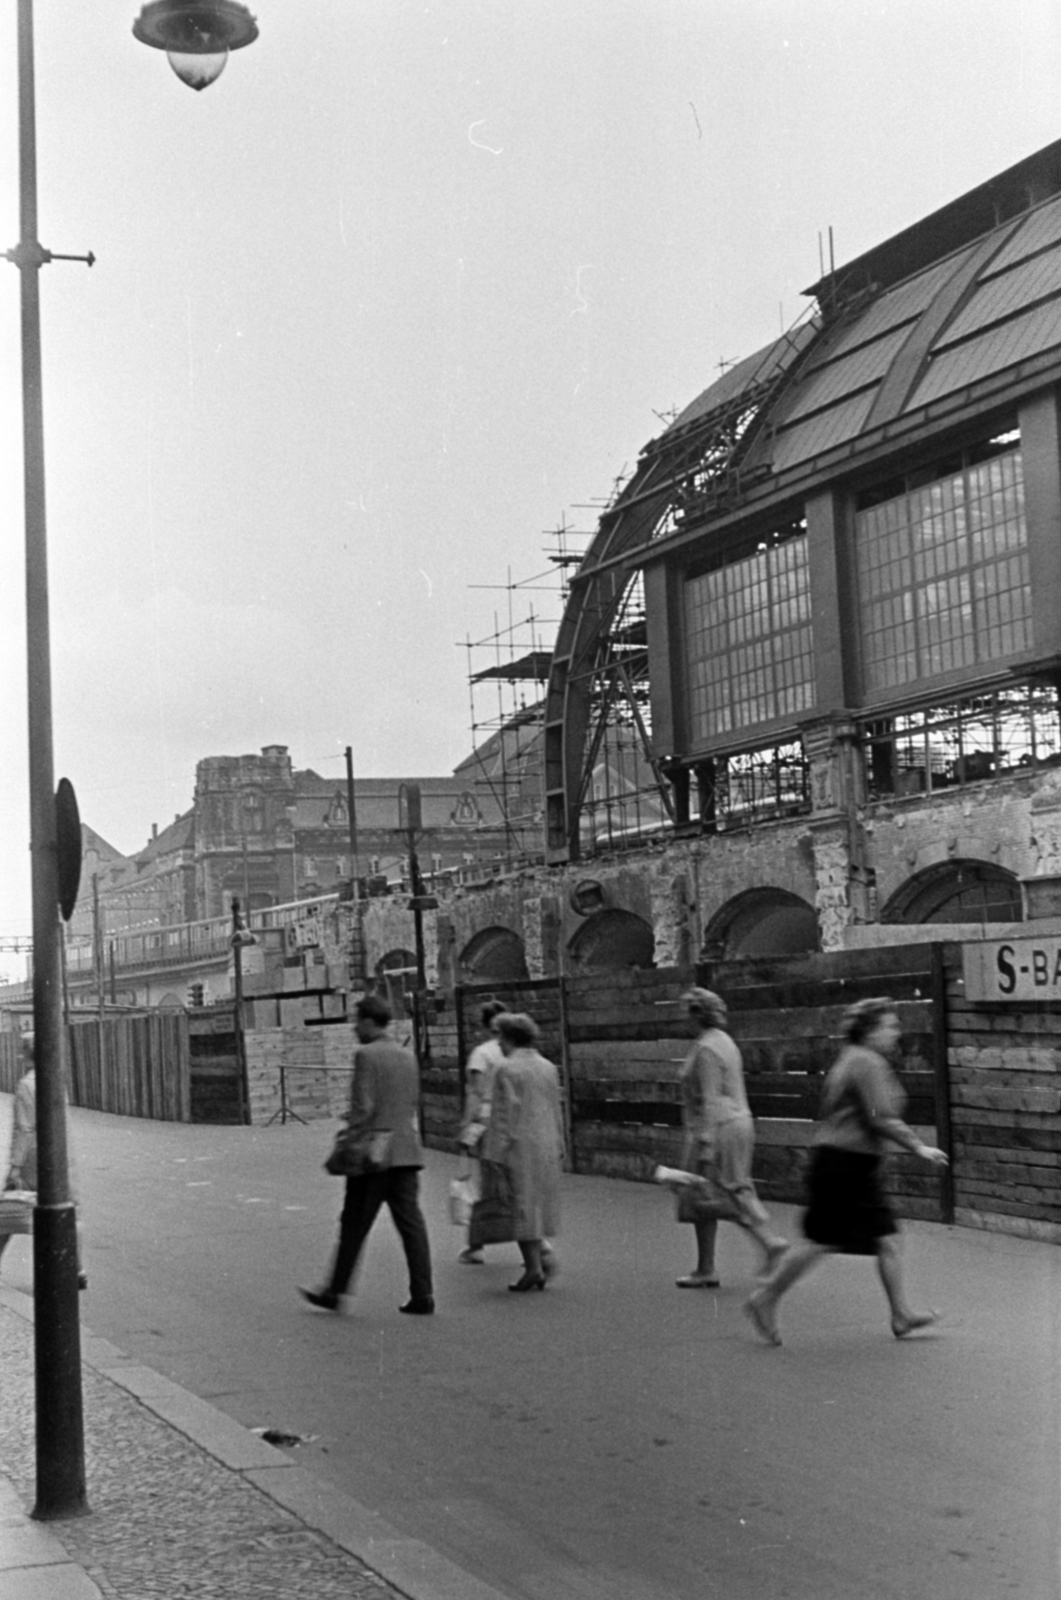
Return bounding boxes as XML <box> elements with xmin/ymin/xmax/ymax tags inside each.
<box><xmin>356</xmin><ymin>994</ymin><xmax>392</xmax><ymax>1028</ymax></box>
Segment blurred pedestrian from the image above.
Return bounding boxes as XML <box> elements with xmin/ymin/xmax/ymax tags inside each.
<box><xmin>300</xmin><ymin>994</ymin><xmax>434</xmax><ymax>1315</ymax></box>
<box><xmin>456</xmin><ymin>998</ymin><xmax>507</xmax><ymax>1263</ymax></box>
<box><xmin>674</xmin><ymin>988</ymin><xmax>786</xmax><ymax>1288</ymax></box>
<box><xmin>0</xmin><ymin>1032</ymin><xmax>86</xmax><ymax>1289</ymax></box>
<box><xmin>744</xmin><ymin>997</ymin><xmax>948</xmax><ymax>1347</ymax></box>
<box><xmin>481</xmin><ymin>1012</ymin><xmax>563</xmax><ymax>1292</ymax></box>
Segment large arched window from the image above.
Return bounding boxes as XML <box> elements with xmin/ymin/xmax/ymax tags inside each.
<box><xmin>460</xmin><ymin>927</ymin><xmax>529</xmax><ymax>983</ymax></box>
<box><xmin>882</xmin><ymin>861</ymin><xmax>1022</xmax><ymax>924</ymax></box>
<box><xmin>702</xmin><ymin>888</ymin><xmax>819</xmax><ymax>959</ymax></box>
<box><xmin>568</xmin><ymin>909</ymin><xmax>655</xmax><ymax>971</ymax></box>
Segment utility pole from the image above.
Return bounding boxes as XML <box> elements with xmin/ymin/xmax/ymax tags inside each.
<box><xmin>230</xmin><ymin>897</ymin><xmax>252</xmax><ymax>1126</ymax></box>
<box><xmin>92</xmin><ymin>874</ymin><xmax>103</xmax><ymax>1023</ymax></box>
<box><xmin>344</xmin><ymin>746</ymin><xmax>361</xmax><ymax>889</ymax></box>
<box><xmin>398</xmin><ymin>784</ymin><xmax>437</xmax><ymax>1067</ymax></box>
<box><xmin>345</xmin><ymin>745</ymin><xmax>364</xmax><ymax>992</ymax></box>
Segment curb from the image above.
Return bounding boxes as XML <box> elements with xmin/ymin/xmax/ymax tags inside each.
<box><xmin>0</xmin><ymin>1288</ymin><xmax>510</xmax><ymax>1600</ymax></box>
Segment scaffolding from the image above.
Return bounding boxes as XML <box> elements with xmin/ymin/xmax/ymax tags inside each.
<box><xmin>463</xmin><ymin>487</ymin><xmax>676</xmax><ymax>867</ymax></box>
<box><xmin>462</xmin><ymin>521</ymin><xmax>588</xmax><ymax>869</ymax></box>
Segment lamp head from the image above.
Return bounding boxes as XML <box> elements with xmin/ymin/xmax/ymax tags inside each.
<box><xmin>132</xmin><ymin>1</ymin><xmax>258</xmax><ymax>90</ymax></box>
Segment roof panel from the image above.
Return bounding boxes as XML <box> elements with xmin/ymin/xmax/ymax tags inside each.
<box><xmin>908</xmin><ymin>296</ymin><xmax>1061</xmax><ymax>408</ymax></box>
<box><xmin>816</xmin><ymin>247</ymin><xmax>972</xmax><ymax>361</ymax></box>
<box><xmin>769</xmin><ymin>390</ymin><xmax>877</xmax><ymax>473</ymax></box>
<box><xmin>938</xmin><ymin>247</ymin><xmax>1061</xmax><ymax>347</ymax></box>
<box><xmin>981</xmin><ymin>192</ymin><xmax>1061</xmax><ymax>278</ymax></box>
<box><xmin>778</xmin><ymin>324</ymin><xmax>910</xmax><ymax>424</ymax></box>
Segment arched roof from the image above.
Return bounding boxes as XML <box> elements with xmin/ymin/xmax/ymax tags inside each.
<box><xmin>544</xmin><ymin>137</ymin><xmax>1061</xmax><ymax>861</ymax></box>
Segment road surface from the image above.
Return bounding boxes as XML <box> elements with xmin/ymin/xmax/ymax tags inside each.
<box><xmin>1</xmin><ymin>1099</ymin><xmax>1057</xmax><ymax>1599</ymax></box>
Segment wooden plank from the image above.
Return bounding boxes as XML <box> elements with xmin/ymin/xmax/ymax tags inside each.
<box><xmin>700</xmin><ymin>943</ymin><xmax>942</xmax><ymax>990</ymax></box>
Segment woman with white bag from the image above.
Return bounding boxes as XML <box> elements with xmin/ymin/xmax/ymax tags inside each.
<box><xmin>0</xmin><ymin>1032</ymin><xmax>86</xmax><ymax>1289</ymax></box>
<box><xmin>454</xmin><ymin>999</ymin><xmax>507</xmax><ymax>1262</ymax></box>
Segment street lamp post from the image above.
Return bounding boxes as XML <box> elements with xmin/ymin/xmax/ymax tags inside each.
<box><xmin>6</xmin><ymin>0</ymin><xmax>259</xmax><ymax>1521</ymax></box>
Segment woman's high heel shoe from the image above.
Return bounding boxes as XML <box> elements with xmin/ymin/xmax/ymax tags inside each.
<box><xmin>509</xmin><ymin>1272</ymin><xmax>546</xmax><ymax>1292</ymax></box>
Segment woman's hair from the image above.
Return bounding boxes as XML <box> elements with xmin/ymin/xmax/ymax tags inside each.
<box><xmin>682</xmin><ymin>987</ymin><xmax>728</xmax><ymax>1030</ymax></box>
<box><xmin>480</xmin><ymin>999</ymin><xmax>507</xmax><ymax>1029</ymax></box>
<box><xmin>494</xmin><ymin>1012</ymin><xmax>540</xmax><ymax>1050</ymax></box>
<box><xmin>842</xmin><ymin>997</ymin><xmax>896</xmax><ymax>1045</ymax></box>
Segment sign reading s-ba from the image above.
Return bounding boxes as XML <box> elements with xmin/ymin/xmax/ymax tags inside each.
<box><xmin>963</xmin><ymin>937</ymin><xmax>1061</xmax><ymax>1001</ymax></box>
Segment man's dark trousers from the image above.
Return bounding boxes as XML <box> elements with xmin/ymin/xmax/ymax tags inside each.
<box><xmin>327</xmin><ymin>1168</ymin><xmax>433</xmax><ymax>1301</ymax></box>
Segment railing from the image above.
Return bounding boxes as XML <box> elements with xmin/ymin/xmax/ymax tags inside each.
<box><xmin>63</xmin><ymin>893</ymin><xmax>343</xmax><ymax>979</ymax></box>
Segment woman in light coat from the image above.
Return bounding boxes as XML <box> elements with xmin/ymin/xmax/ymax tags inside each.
<box><xmin>481</xmin><ymin>1012</ymin><xmax>564</xmax><ymax>1292</ymax></box>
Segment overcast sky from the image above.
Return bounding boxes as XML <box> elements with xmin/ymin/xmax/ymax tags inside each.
<box><xmin>2</xmin><ymin>0</ymin><xmax>1060</xmax><ymax>969</ymax></box>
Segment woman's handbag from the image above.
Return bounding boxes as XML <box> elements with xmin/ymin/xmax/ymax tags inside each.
<box><xmin>656</xmin><ymin>1162</ymin><xmax>743</xmax><ymax>1224</ymax></box>
<box><xmin>674</xmin><ymin>1173</ymin><xmax>743</xmax><ymax>1223</ymax></box>
<box><xmin>468</xmin><ymin>1159</ymin><xmax>518</xmax><ymax>1248</ymax></box>
<box><xmin>324</xmin><ymin>1128</ymin><xmax>394</xmax><ymax>1177</ymax></box>
<box><xmin>0</xmin><ymin>1189</ymin><xmax>35</xmax><ymax>1234</ymax></box>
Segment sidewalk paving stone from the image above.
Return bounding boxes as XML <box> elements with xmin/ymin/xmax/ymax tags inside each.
<box><xmin>0</xmin><ymin>1298</ymin><xmax>427</xmax><ymax>1600</ymax></box>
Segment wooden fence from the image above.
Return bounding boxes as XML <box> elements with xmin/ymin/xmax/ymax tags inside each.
<box><xmin>0</xmin><ymin>1033</ymin><xmax>24</xmax><ymax>1094</ymax></box>
<box><xmin>5</xmin><ymin>938</ymin><xmax>1059</xmax><ymax>1239</ymax></box>
<box><xmin>0</xmin><ymin>1014</ymin><xmax>190</xmax><ymax>1120</ymax></box>
<box><xmin>67</xmin><ymin>1013</ymin><xmax>190</xmax><ymax>1121</ymax></box>
<box><xmin>946</xmin><ymin>956</ymin><xmax>1061</xmax><ymax>1239</ymax></box>
<box><xmin>431</xmin><ymin>947</ymin><xmax>950</xmax><ymax>1224</ymax></box>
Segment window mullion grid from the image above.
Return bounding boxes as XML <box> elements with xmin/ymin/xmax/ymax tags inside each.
<box><xmin>903</xmin><ymin>490</ymin><xmax>923</xmax><ymax>683</ymax></box>
<box><xmin>1029</xmin><ymin>689</ymin><xmax>1038</xmax><ymax>769</ymax></box>
<box><xmin>764</xmin><ymin>545</ymin><xmax>777</xmax><ymax>724</ymax></box>
<box><xmin>961</xmin><ymin>458</ymin><xmax>981</xmax><ymax>670</ymax></box>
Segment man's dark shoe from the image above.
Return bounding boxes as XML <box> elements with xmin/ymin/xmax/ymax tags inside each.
<box><xmin>399</xmin><ymin>1297</ymin><xmax>435</xmax><ymax>1315</ymax></box>
<box><xmin>300</xmin><ymin>1287</ymin><xmax>340</xmax><ymax>1312</ymax></box>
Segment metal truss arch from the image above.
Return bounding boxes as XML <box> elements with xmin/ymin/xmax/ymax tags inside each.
<box><xmin>543</xmin><ymin>316</ymin><xmax>822</xmax><ymax>862</ymax></box>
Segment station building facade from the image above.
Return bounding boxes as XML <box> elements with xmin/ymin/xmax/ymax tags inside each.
<box><xmin>365</xmin><ymin>138</ymin><xmax>1061</xmax><ymax>988</ymax></box>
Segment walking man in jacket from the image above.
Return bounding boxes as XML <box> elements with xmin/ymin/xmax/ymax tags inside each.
<box><xmin>300</xmin><ymin>994</ymin><xmax>434</xmax><ymax>1315</ymax></box>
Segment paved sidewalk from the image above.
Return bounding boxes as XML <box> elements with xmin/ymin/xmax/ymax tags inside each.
<box><xmin>0</xmin><ymin>1289</ymin><xmax>508</xmax><ymax>1600</ymax></box>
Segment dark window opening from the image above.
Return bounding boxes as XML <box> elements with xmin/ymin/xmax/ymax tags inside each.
<box><xmin>862</xmin><ymin>682</ymin><xmax>1061</xmax><ymax>799</ymax></box>
<box><xmin>882</xmin><ymin>861</ymin><xmax>1022</xmax><ymax>925</ymax></box>
<box><xmin>713</xmin><ymin>740</ymin><xmax>810</xmax><ymax>830</ymax></box>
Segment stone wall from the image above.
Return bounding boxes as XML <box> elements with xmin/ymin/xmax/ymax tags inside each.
<box><xmin>355</xmin><ymin>825</ymin><xmax>824</xmax><ymax>985</ymax></box>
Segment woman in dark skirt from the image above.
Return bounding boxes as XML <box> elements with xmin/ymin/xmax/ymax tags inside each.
<box><xmin>744</xmin><ymin>997</ymin><xmax>948</xmax><ymax>1346</ymax></box>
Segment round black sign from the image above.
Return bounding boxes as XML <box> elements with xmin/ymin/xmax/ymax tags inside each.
<box><xmin>55</xmin><ymin>777</ymin><xmax>82</xmax><ymax>922</ymax></box>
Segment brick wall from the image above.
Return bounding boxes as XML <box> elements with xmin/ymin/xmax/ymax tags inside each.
<box><xmin>245</xmin><ymin>1024</ymin><xmax>354</xmax><ymax>1125</ymax></box>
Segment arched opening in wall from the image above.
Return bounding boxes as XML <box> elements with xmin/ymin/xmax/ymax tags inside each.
<box><xmin>702</xmin><ymin>888</ymin><xmax>819</xmax><ymax>959</ymax></box>
<box><xmin>460</xmin><ymin>927</ymin><xmax>529</xmax><ymax>983</ymax></box>
<box><xmin>567</xmin><ymin>909</ymin><xmax>655</xmax><ymax>971</ymax></box>
<box><xmin>375</xmin><ymin>949</ymin><xmax>418</xmax><ymax>1017</ymax></box>
<box><xmin>881</xmin><ymin>860</ymin><xmax>1023</xmax><ymax>924</ymax></box>
<box><xmin>157</xmin><ymin>992</ymin><xmax>185</xmax><ymax>1010</ymax></box>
